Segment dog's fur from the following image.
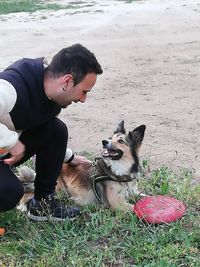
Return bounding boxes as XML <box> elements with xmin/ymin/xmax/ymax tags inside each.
<box><xmin>18</xmin><ymin>121</ymin><xmax>146</xmax><ymax>212</ymax></box>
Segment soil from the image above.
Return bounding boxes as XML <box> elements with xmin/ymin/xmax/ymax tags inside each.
<box><xmin>0</xmin><ymin>0</ymin><xmax>200</xmax><ymax>181</ymax></box>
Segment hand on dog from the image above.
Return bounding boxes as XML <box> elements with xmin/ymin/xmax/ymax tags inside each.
<box><xmin>69</xmin><ymin>155</ymin><xmax>92</xmax><ymax>167</ymax></box>
<box><xmin>3</xmin><ymin>140</ymin><xmax>25</xmax><ymax>165</ymax></box>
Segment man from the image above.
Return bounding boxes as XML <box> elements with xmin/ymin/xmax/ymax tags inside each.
<box><xmin>0</xmin><ymin>43</ymin><xmax>103</xmax><ymax>221</ymax></box>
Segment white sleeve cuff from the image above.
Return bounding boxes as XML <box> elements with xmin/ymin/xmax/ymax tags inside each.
<box><xmin>64</xmin><ymin>148</ymin><xmax>74</xmax><ymax>163</ymax></box>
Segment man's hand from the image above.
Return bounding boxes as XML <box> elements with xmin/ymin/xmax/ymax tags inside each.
<box><xmin>69</xmin><ymin>155</ymin><xmax>92</xmax><ymax>167</ymax></box>
<box><xmin>4</xmin><ymin>140</ymin><xmax>25</xmax><ymax>165</ymax></box>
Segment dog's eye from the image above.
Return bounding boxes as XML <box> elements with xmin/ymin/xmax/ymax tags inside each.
<box><xmin>118</xmin><ymin>139</ymin><xmax>125</xmax><ymax>144</ymax></box>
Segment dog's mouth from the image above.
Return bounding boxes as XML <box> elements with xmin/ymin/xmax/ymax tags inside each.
<box><xmin>102</xmin><ymin>148</ymin><xmax>123</xmax><ymax>160</ymax></box>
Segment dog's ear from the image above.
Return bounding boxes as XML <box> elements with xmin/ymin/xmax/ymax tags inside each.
<box><xmin>128</xmin><ymin>125</ymin><xmax>146</xmax><ymax>148</ymax></box>
<box><xmin>114</xmin><ymin>120</ymin><xmax>126</xmax><ymax>134</ymax></box>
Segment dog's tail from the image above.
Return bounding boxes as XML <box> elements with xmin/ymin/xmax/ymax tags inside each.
<box><xmin>16</xmin><ymin>166</ymin><xmax>35</xmax><ymax>212</ymax></box>
<box><xmin>17</xmin><ymin>166</ymin><xmax>35</xmax><ymax>183</ymax></box>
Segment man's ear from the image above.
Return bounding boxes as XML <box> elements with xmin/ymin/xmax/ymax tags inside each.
<box><xmin>62</xmin><ymin>74</ymin><xmax>73</xmax><ymax>87</ymax></box>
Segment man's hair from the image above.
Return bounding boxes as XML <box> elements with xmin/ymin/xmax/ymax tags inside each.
<box><xmin>46</xmin><ymin>43</ymin><xmax>103</xmax><ymax>85</ymax></box>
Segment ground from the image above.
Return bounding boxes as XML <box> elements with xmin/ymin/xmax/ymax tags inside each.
<box><xmin>0</xmin><ymin>0</ymin><xmax>200</xmax><ymax>181</ymax></box>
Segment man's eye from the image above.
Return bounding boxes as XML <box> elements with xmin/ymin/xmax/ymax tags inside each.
<box><xmin>118</xmin><ymin>139</ymin><xmax>125</xmax><ymax>144</ymax></box>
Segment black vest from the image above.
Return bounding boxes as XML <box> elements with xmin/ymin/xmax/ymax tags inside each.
<box><xmin>0</xmin><ymin>58</ymin><xmax>61</xmax><ymax>130</ymax></box>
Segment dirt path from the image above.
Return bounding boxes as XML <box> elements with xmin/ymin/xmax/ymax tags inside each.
<box><xmin>0</xmin><ymin>0</ymin><xmax>200</xmax><ymax>180</ymax></box>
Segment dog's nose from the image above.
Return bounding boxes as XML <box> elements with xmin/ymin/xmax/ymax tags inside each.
<box><xmin>102</xmin><ymin>140</ymin><xmax>109</xmax><ymax>146</ymax></box>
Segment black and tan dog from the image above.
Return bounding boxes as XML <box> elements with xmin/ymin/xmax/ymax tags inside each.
<box><xmin>18</xmin><ymin>121</ymin><xmax>146</xmax><ymax>212</ymax></box>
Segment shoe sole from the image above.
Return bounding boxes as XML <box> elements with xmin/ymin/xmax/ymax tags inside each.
<box><xmin>27</xmin><ymin>212</ymin><xmax>77</xmax><ymax>222</ymax></box>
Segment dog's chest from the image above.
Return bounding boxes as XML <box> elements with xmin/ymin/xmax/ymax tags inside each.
<box><xmin>105</xmin><ymin>179</ymin><xmax>138</xmax><ymax>198</ymax></box>
<box><xmin>107</xmin><ymin>160</ymin><xmax>132</xmax><ymax>176</ymax></box>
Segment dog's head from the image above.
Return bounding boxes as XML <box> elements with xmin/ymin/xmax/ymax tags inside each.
<box><xmin>102</xmin><ymin>120</ymin><xmax>146</xmax><ymax>177</ymax></box>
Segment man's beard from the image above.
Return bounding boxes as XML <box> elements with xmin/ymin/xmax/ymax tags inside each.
<box><xmin>61</xmin><ymin>102</ymin><xmax>71</xmax><ymax>108</ymax></box>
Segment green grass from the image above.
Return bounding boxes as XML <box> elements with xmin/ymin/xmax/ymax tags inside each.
<box><xmin>0</xmin><ymin>0</ymin><xmax>62</xmax><ymax>14</ymax></box>
<box><xmin>0</xmin><ymin>0</ymin><xmax>92</xmax><ymax>15</ymax></box>
<box><xmin>0</xmin><ymin>0</ymin><xmax>139</xmax><ymax>15</ymax></box>
<box><xmin>0</xmin><ymin>161</ymin><xmax>199</xmax><ymax>266</ymax></box>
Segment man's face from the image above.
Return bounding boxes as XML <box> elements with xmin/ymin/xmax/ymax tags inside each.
<box><xmin>59</xmin><ymin>73</ymin><xmax>97</xmax><ymax>108</ymax></box>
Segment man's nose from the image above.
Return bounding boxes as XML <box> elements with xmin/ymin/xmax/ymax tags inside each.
<box><xmin>79</xmin><ymin>94</ymin><xmax>87</xmax><ymax>103</ymax></box>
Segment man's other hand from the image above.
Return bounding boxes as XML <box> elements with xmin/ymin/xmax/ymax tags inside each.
<box><xmin>69</xmin><ymin>155</ymin><xmax>92</xmax><ymax>167</ymax></box>
<box><xmin>4</xmin><ymin>140</ymin><xmax>25</xmax><ymax>165</ymax></box>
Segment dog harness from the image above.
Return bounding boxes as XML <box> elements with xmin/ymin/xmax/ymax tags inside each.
<box><xmin>91</xmin><ymin>158</ymin><xmax>135</xmax><ymax>203</ymax></box>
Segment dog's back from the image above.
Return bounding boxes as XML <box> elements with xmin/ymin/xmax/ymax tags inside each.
<box><xmin>58</xmin><ymin>163</ymin><xmax>98</xmax><ymax>205</ymax></box>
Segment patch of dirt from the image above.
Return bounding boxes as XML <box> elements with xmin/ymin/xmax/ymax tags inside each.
<box><xmin>0</xmin><ymin>0</ymin><xmax>200</xmax><ymax>181</ymax></box>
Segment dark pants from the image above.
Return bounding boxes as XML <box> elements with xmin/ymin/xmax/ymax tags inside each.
<box><xmin>0</xmin><ymin>118</ymin><xmax>68</xmax><ymax>212</ymax></box>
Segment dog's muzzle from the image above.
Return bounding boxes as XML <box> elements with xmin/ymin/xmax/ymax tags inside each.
<box><xmin>102</xmin><ymin>139</ymin><xmax>123</xmax><ymax>160</ymax></box>
<box><xmin>102</xmin><ymin>139</ymin><xmax>112</xmax><ymax>149</ymax></box>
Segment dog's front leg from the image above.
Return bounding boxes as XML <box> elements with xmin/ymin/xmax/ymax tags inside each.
<box><xmin>105</xmin><ymin>182</ymin><xmax>133</xmax><ymax>212</ymax></box>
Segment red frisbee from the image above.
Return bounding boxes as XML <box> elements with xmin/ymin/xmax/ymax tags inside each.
<box><xmin>133</xmin><ymin>195</ymin><xmax>186</xmax><ymax>224</ymax></box>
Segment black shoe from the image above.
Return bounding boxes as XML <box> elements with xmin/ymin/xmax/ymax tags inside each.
<box><xmin>27</xmin><ymin>193</ymin><xmax>81</xmax><ymax>221</ymax></box>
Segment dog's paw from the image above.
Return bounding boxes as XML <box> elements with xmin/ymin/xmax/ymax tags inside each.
<box><xmin>17</xmin><ymin>203</ymin><xmax>27</xmax><ymax>212</ymax></box>
<box><xmin>139</xmin><ymin>192</ymin><xmax>148</xmax><ymax>197</ymax></box>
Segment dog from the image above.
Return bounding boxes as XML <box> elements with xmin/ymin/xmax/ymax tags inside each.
<box><xmin>18</xmin><ymin>120</ymin><xmax>146</xmax><ymax>212</ymax></box>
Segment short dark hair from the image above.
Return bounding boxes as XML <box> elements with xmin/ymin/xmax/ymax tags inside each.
<box><xmin>46</xmin><ymin>43</ymin><xmax>103</xmax><ymax>85</ymax></box>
